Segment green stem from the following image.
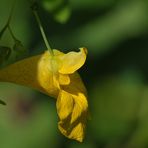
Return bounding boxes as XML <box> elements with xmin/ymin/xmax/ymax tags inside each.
<box><xmin>0</xmin><ymin>0</ymin><xmax>17</xmax><ymax>39</ymax></box>
<box><xmin>33</xmin><ymin>10</ymin><xmax>53</xmax><ymax>55</ymax></box>
<box><xmin>8</xmin><ymin>25</ymin><xmax>17</xmax><ymax>42</ymax></box>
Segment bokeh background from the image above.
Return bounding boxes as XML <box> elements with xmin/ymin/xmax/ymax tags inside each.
<box><xmin>0</xmin><ymin>0</ymin><xmax>148</xmax><ymax>147</ymax></box>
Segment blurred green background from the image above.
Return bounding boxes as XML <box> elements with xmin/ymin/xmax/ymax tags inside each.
<box><xmin>1</xmin><ymin>0</ymin><xmax>148</xmax><ymax>147</ymax></box>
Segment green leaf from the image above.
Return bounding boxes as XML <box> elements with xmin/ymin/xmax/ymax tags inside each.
<box><xmin>41</xmin><ymin>0</ymin><xmax>71</xmax><ymax>23</ymax></box>
<box><xmin>0</xmin><ymin>99</ymin><xmax>6</xmax><ymax>105</ymax></box>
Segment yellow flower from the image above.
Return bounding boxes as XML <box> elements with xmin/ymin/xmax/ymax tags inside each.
<box><xmin>0</xmin><ymin>48</ymin><xmax>88</xmax><ymax>142</ymax></box>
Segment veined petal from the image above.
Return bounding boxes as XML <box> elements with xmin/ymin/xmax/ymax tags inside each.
<box><xmin>56</xmin><ymin>90</ymin><xmax>74</xmax><ymax>120</ymax></box>
<box><xmin>58</xmin><ymin>48</ymin><xmax>87</xmax><ymax>74</ymax></box>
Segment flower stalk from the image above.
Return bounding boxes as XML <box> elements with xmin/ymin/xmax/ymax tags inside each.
<box><xmin>8</xmin><ymin>25</ymin><xmax>17</xmax><ymax>42</ymax></box>
<box><xmin>31</xmin><ymin>2</ymin><xmax>53</xmax><ymax>55</ymax></box>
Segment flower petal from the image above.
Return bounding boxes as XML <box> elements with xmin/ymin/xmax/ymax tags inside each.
<box><xmin>57</xmin><ymin>90</ymin><xmax>88</xmax><ymax>142</ymax></box>
<box><xmin>56</xmin><ymin>90</ymin><xmax>74</xmax><ymax>120</ymax></box>
<box><xmin>70</xmin><ymin>93</ymin><xmax>88</xmax><ymax>124</ymax></box>
<box><xmin>62</xmin><ymin>72</ymin><xmax>87</xmax><ymax>96</ymax></box>
<box><xmin>59</xmin><ymin>74</ymin><xmax>70</xmax><ymax>85</ymax></box>
<box><xmin>0</xmin><ymin>54</ymin><xmax>42</xmax><ymax>88</ymax></box>
<box><xmin>58</xmin><ymin>121</ymin><xmax>85</xmax><ymax>142</ymax></box>
<box><xmin>37</xmin><ymin>51</ymin><xmax>60</xmax><ymax>96</ymax></box>
<box><xmin>58</xmin><ymin>48</ymin><xmax>87</xmax><ymax>74</ymax></box>
<box><xmin>0</xmin><ymin>51</ymin><xmax>60</xmax><ymax>97</ymax></box>
<box><xmin>53</xmin><ymin>49</ymin><xmax>64</xmax><ymax>56</ymax></box>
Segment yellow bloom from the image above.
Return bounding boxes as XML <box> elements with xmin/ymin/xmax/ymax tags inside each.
<box><xmin>0</xmin><ymin>48</ymin><xmax>88</xmax><ymax>142</ymax></box>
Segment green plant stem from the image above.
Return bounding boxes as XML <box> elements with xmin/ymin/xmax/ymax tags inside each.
<box><xmin>8</xmin><ymin>25</ymin><xmax>17</xmax><ymax>42</ymax></box>
<box><xmin>33</xmin><ymin>10</ymin><xmax>53</xmax><ymax>55</ymax></box>
<box><xmin>0</xmin><ymin>0</ymin><xmax>17</xmax><ymax>39</ymax></box>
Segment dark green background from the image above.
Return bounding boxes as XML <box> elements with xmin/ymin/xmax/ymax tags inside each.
<box><xmin>0</xmin><ymin>0</ymin><xmax>148</xmax><ymax>147</ymax></box>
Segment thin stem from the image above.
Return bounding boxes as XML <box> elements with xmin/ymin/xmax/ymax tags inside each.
<box><xmin>8</xmin><ymin>25</ymin><xmax>17</xmax><ymax>42</ymax></box>
<box><xmin>32</xmin><ymin>10</ymin><xmax>53</xmax><ymax>55</ymax></box>
<box><xmin>0</xmin><ymin>0</ymin><xmax>17</xmax><ymax>39</ymax></box>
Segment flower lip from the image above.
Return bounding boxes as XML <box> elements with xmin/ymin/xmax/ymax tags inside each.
<box><xmin>58</xmin><ymin>48</ymin><xmax>87</xmax><ymax>74</ymax></box>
